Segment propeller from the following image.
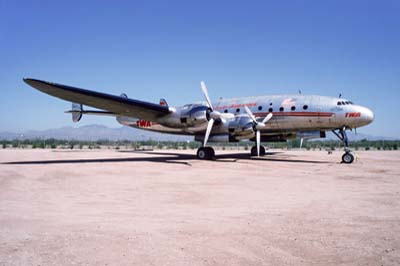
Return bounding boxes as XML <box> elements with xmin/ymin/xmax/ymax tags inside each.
<box><xmin>244</xmin><ymin>105</ymin><xmax>273</xmax><ymax>156</ymax></box>
<box><xmin>200</xmin><ymin>81</ymin><xmax>221</xmax><ymax>147</ymax></box>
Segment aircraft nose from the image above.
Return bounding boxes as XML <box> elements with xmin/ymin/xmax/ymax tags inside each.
<box><xmin>361</xmin><ymin>106</ymin><xmax>374</xmax><ymax>125</ymax></box>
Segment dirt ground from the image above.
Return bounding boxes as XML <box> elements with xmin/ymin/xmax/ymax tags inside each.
<box><xmin>0</xmin><ymin>149</ymin><xmax>399</xmax><ymax>266</ymax></box>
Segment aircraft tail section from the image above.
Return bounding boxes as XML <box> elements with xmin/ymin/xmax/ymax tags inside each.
<box><xmin>65</xmin><ymin>103</ymin><xmax>115</xmax><ymax>122</ymax></box>
<box><xmin>69</xmin><ymin>103</ymin><xmax>83</xmax><ymax>122</ymax></box>
<box><xmin>159</xmin><ymin>98</ymin><xmax>168</xmax><ymax>107</ymax></box>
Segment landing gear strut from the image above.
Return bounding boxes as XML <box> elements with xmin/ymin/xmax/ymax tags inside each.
<box><xmin>332</xmin><ymin>127</ymin><xmax>354</xmax><ymax>164</ymax></box>
<box><xmin>196</xmin><ymin>147</ymin><xmax>215</xmax><ymax>160</ymax></box>
<box><xmin>250</xmin><ymin>145</ymin><xmax>266</xmax><ymax>156</ymax></box>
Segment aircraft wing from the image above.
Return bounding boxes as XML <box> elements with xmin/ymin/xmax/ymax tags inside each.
<box><xmin>24</xmin><ymin>78</ymin><xmax>171</xmax><ymax>121</ymax></box>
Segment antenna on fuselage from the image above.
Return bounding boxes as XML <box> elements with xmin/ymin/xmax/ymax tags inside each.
<box><xmin>339</xmin><ymin>93</ymin><xmax>342</xmax><ymax>98</ymax></box>
<box><xmin>298</xmin><ymin>89</ymin><xmax>302</xmax><ymax>95</ymax></box>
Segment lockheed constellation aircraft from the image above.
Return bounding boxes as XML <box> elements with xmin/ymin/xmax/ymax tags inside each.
<box><xmin>24</xmin><ymin>78</ymin><xmax>374</xmax><ymax>163</ymax></box>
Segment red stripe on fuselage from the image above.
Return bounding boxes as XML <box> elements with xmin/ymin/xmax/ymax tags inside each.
<box><xmin>254</xmin><ymin>112</ymin><xmax>334</xmax><ymax>117</ymax></box>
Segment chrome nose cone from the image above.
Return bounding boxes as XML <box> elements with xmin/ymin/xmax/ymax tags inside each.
<box><xmin>361</xmin><ymin>106</ymin><xmax>374</xmax><ymax>125</ymax></box>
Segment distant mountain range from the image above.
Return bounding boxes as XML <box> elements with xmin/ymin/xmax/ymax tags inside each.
<box><xmin>0</xmin><ymin>124</ymin><xmax>396</xmax><ymax>141</ymax></box>
<box><xmin>323</xmin><ymin>131</ymin><xmax>397</xmax><ymax>141</ymax></box>
<box><xmin>0</xmin><ymin>124</ymin><xmax>191</xmax><ymax>141</ymax></box>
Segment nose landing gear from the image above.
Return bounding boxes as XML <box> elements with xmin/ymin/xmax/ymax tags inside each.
<box><xmin>332</xmin><ymin>127</ymin><xmax>355</xmax><ymax>164</ymax></box>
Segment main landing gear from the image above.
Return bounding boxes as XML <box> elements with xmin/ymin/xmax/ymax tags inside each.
<box><xmin>332</xmin><ymin>127</ymin><xmax>354</xmax><ymax>164</ymax></box>
<box><xmin>196</xmin><ymin>147</ymin><xmax>215</xmax><ymax>160</ymax></box>
<box><xmin>250</xmin><ymin>145</ymin><xmax>266</xmax><ymax>156</ymax></box>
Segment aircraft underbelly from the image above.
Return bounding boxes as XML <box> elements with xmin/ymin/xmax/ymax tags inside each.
<box><xmin>266</xmin><ymin>116</ymin><xmax>331</xmax><ymax>132</ymax></box>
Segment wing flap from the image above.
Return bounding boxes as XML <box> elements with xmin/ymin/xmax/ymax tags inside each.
<box><xmin>24</xmin><ymin>78</ymin><xmax>171</xmax><ymax>121</ymax></box>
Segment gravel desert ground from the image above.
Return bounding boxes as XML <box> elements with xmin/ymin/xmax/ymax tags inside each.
<box><xmin>0</xmin><ymin>149</ymin><xmax>399</xmax><ymax>265</ymax></box>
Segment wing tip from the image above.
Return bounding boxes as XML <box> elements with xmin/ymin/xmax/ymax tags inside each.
<box><xmin>23</xmin><ymin>77</ymin><xmax>39</xmax><ymax>86</ymax></box>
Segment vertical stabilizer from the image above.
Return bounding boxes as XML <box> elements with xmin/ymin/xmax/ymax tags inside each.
<box><xmin>159</xmin><ymin>98</ymin><xmax>168</xmax><ymax>107</ymax></box>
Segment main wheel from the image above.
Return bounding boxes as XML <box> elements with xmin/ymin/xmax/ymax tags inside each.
<box><xmin>260</xmin><ymin>145</ymin><xmax>266</xmax><ymax>156</ymax></box>
<box><xmin>342</xmin><ymin>152</ymin><xmax>354</xmax><ymax>164</ymax></box>
<box><xmin>196</xmin><ymin>147</ymin><xmax>215</xmax><ymax>160</ymax></box>
<box><xmin>250</xmin><ymin>145</ymin><xmax>266</xmax><ymax>156</ymax></box>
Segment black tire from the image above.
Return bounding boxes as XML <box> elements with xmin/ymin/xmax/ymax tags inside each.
<box><xmin>250</xmin><ymin>146</ymin><xmax>265</xmax><ymax>156</ymax></box>
<box><xmin>342</xmin><ymin>152</ymin><xmax>354</xmax><ymax>164</ymax></box>
<box><xmin>197</xmin><ymin>147</ymin><xmax>208</xmax><ymax>159</ymax></box>
<box><xmin>260</xmin><ymin>145</ymin><xmax>266</xmax><ymax>156</ymax></box>
<box><xmin>197</xmin><ymin>147</ymin><xmax>215</xmax><ymax>160</ymax></box>
<box><xmin>207</xmin><ymin>147</ymin><xmax>215</xmax><ymax>158</ymax></box>
<box><xmin>250</xmin><ymin>146</ymin><xmax>257</xmax><ymax>156</ymax></box>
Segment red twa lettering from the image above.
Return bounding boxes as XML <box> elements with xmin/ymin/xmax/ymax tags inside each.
<box><xmin>345</xmin><ymin>112</ymin><xmax>361</xmax><ymax>118</ymax></box>
<box><xmin>136</xmin><ymin>120</ymin><xmax>152</xmax><ymax>127</ymax></box>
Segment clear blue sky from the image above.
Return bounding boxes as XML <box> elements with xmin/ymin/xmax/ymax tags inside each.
<box><xmin>1</xmin><ymin>0</ymin><xmax>399</xmax><ymax>137</ymax></box>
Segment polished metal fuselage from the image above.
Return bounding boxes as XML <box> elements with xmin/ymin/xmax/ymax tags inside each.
<box><xmin>117</xmin><ymin>94</ymin><xmax>374</xmax><ymax>141</ymax></box>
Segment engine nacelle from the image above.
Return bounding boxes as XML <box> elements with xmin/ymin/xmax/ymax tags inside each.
<box><xmin>227</xmin><ymin>115</ymin><xmax>254</xmax><ymax>137</ymax></box>
<box><xmin>179</xmin><ymin>104</ymin><xmax>208</xmax><ymax>127</ymax></box>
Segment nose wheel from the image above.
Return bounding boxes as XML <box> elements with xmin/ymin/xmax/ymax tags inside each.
<box><xmin>332</xmin><ymin>127</ymin><xmax>355</xmax><ymax>164</ymax></box>
<box><xmin>196</xmin><ymin>147</ymin><xmax>215</xmax><ymax>160</ymax></box>
<box><xmin>342</xmin><ymin>151</ymin><xmax>354</xmax><ymax>164</ymax></box>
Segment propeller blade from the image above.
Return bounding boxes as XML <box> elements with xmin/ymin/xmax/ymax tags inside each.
<box><xmin>203</xmin><ymin>118</ymin><xmax>214</xmax><ymax>147</ymax></box>
<box><xmin>201</xmin><ymin>81</ymin><xmax>213</xmax><ymax>110</ymax></box>
<box><xmin>244</xmin><ymin>106</ymin><xmax>257</xmax><ymax>123</ymax></box>
<box><xmin>256</xmin><ymin>130</ymin><xmax>261</xmax><ymax>157</ymax></box>
<box><xmin>262</xmin><ymin>113</ymin><xmax>273</xmax><ymax>124</ymax></box>
<box><xmin>300</xmin><ymin>138</ymin><xmax>304</xmax><ymax>149</ymax></box>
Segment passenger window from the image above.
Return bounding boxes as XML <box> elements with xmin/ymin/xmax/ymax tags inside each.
<box><xmin>303</xmin><ymin>105</ymin><xmax>308</xmax><ymax>110</ymax></box>
<box><xmin>291</xmin><ymin>106</ymin><xmax>296</xmax><ymax>111</ymax></box>
<box><xmin>258</xmin><ymin>106</ymin><xmax>262</xmax><ymax>111</ymax></box>
<box><xmin>269</xmin><ymin>107</ymin><xmax>273</xmax><ymax>112</ymax></box>
<box><xmin>236</xmin><ymin>108</ymin><xmax>240</xmax><ymax>113</ymax></box>
<box><xmin>279</xmin><ymin>107</ymin><xmax>284</xmax><ymax>112</ymax></box>
<box><xmin>224</xmin><ymin>109</ymin><xmax>228</xmax><ymax>113</ymax></box>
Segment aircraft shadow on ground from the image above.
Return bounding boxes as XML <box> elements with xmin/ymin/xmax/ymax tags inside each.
<box><xmin>2</xmin><ymin>151</ymin><xmax>329</xmax><ymax>166</ymax></box>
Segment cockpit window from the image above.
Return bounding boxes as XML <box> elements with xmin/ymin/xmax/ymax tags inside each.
<box><xmin>182</xmin><ymin>104</ymin><xmax>192</xmax><ymax>110</ymax></box>
<box><xmin>338</xmin><ymin>100</ymin><xmax>354</xmax><ymax>106</ymax></box>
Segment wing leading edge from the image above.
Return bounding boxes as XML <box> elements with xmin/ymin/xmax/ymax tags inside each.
<box><xmin>23</xmin><ymin>78</ymin><xmax>171</xmax><ymax>121</ymax></box>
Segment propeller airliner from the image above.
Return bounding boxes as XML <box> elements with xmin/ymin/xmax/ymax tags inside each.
<box><xmin>24</xmin><ymin>78</ymin><xmax>374</xmax><ymax>163</ymax></box>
